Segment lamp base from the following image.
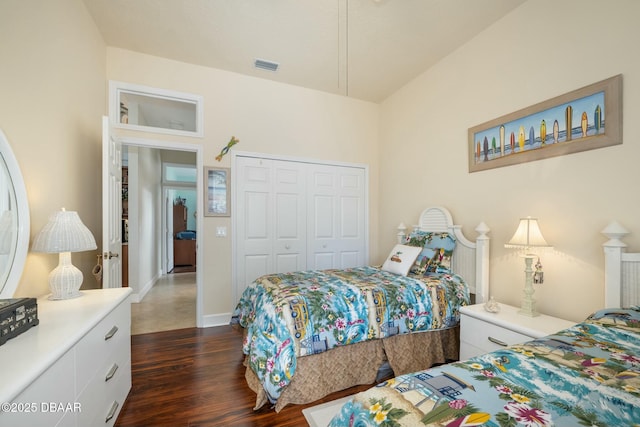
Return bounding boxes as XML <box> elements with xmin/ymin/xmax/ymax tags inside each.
<box><xmin>518</xmin><ymin>301</ymin><xmax>539</xmax><ymax>317</ymax></box>
<box><xmin>48</xmin><ymin>252</ymin><xmax>84</xmax><ymax>300</ymax></box>
<box><xmin>519</xmin><ymin>255</ymin><xmax>539</xmax><ymax>317</ymax></box>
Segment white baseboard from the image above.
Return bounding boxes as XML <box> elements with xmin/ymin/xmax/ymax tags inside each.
<box><xmin>129</xmin><ymin>273</ymin><xmax>160</xmax><ymax>303</ymax></box>
<box><xmin>202</xmin><ymin>312</ymin><xmax>232</xmax><ymax>328</ymax></box>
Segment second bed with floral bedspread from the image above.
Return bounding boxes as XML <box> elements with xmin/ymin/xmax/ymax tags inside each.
<box><xmin>329</xmin><ymin>308</ymin><xmax>640</xmax><ymax>426</ymax></box>
<box><xmin>233</xmin><ymin>266</ymin><xmax>469</xmax><ymax>405</ymax></box>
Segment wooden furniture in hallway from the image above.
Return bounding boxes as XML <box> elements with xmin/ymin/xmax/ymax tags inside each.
<box><xmin>173</xmin><ymin>203</ymin><xmax>196</xmax><ymax>268</ymax></box>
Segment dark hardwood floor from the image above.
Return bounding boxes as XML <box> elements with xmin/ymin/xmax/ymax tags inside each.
<box><xmin>115</xmin><ymin>324</ymin><xmax>373</xmax><ymax>427</ymax></box>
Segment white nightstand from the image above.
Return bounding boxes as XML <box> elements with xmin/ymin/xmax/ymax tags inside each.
<box><xmin>459</xmin><ymin>302</ymin><xmax>575</xmax><ymax>360</ymax></box>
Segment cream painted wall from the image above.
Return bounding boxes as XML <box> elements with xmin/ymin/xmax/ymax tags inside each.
<box><xmin>106</xmin><ymin>48</ymin><xmax>380</xmax><ymax>320</ymax></box>
<box><xmin>0</xmin><ymin>0</ymin><xmax>106</xmax><ymax>297</ymax></box>
<box><xmin>5</xmin><ymin>0</ymin><xmax>635</xmax><ymax>326</ymax></box>
<box><xmin>379</xmin><ymin>0</ymin><xmax>640</xmax><ymax>322</ymax></box>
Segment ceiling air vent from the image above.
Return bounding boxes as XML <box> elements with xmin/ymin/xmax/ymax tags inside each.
<box><xmin>254</xmin><ymin>58</ymin><xmax>279</xmax><ymax>72</ymax></box>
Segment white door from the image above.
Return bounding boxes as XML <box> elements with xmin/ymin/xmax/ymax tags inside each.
<box><xmin>307</xmin><ymin>164</ymin><xmax>366</xmax><ymax>270</ymax></box>
<box><xmin>101</xmin><ymin>116</ymin><xmax>123</xmax><ymax>288</ymax></box>
<box><xmin>235</xmin><ymin>156</ymin><xmax>273</xmax><ymax>298</ymax></box>
<box><xmin>273</xmin><ymin>160</ymin><xmax>307</xmax><ymax>273</ymax></box>
<box><xmin>234</xmin><ymin>154</ymin><xmax>368</xmax><ymax>303</ymax></box>
<box><xmin>235</xmin><ymin>157</ymin><xmax>307</xmax><ymax>299</ymax></box>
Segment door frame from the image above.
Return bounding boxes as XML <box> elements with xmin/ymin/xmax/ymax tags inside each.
<box><xmin>118</xmin><ymin>135</ymin><xmax>204</xmax><ymax>328</ymax></box>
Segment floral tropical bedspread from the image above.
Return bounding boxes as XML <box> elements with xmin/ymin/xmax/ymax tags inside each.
<box><xmin>232</xmin><ymin>266</ymin><xmax>469</xmax><ymax>404</ymax></box>
<box><xmin>329</xmin><ymin>307</ymin><xmax>640</xmax><ymax>427</ymax></box>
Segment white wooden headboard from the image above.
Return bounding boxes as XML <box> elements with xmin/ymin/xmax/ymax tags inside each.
<box><xmin>603</xmin><ymin>221</ymin><xmax>640</xmax><ymax>307</ymax></box>
<box><xmin>397</xmin><ymin>206</ymin><xmax>490</xmax><ymax>303</ymax></box>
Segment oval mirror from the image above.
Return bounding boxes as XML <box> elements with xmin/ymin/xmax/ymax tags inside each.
<box><xmin>0</xmin><ymin>129</ymin><xmax>30</xmax><ymax>299</ymax></box>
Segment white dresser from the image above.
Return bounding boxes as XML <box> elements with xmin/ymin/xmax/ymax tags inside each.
<box><xmin>459</xmin><ymin>302</ymin><xmax>575</xmax><ymax>360</ymax></box>
<box><xmin>0</xmin><ymin>288</ymin><xmax>132</xmax><ymax>427</ymax></box>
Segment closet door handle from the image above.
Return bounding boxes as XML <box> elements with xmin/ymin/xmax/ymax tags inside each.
<box><xmin>105</xmin><ymin>325</ymin><xmax>119</xmax><ymax>341</ymax></box>
<box><xmin>488</xmin><ymin>336</ymin><xmax>508</xmax><ymax>347</ymax></box>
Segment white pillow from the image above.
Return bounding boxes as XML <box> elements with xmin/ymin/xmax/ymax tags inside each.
<box><xmin>381</xmin><ymin>244</ymin><xmax>422</xmax><ymax>276</ymax></box>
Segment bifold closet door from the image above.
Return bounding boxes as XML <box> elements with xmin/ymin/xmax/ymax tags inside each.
<box><xmin>307</xmin><ymin>164</ymin><xmax>366</xmax><ymax>270</ymax></box>
<box><xmin>235</xmin><ymin>157</ymin><xmax>306</xmax><ymax>298</ymax></box>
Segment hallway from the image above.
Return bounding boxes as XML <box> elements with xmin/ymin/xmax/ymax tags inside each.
<box><xmin>130</xmin><ymin>272</ymin><xmax>196</xmax><ymax>335</ymax></box>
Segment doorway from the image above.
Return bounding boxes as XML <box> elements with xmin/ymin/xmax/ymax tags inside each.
<box><xmin>166</xmin><ymin>187</ymin><xmax>197</xmax><ymax>273</ymax></box>
<box><xmin>119</xmin><ymin>138</ymin><xmax>203</xmax><ymax>331</ymax></box>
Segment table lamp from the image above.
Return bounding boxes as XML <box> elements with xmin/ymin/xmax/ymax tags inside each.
<box><xmin>32</xmin><ymin>208</ymin><xmax>97</xmax><ymax>300</ymax></box>
<box><xmin>504</xmin><ymin>217</ymin><xmax>551</xmax><ymax>317</ymax></box>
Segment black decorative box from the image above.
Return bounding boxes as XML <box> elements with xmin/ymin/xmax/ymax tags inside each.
<box><xmin>0</xmin><ymin>298</ymin><xmax>39</xmax><ymax>346</ymax></box>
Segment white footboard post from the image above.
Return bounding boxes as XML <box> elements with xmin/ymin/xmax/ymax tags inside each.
<box><xmin>602</xmin><ymin>221</ymin><xmax>629</xmax><ymax>308</ymax></box>
<box><xmin>475</xmin><ymin>222</ymin><xmax>491</xmax><ymax>304</ymax></box>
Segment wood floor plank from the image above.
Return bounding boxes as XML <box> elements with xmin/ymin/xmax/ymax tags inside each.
<box><xmin>115</xmin><ymin>324</ymin><xmax>373</xmax><ymax>427</ymax></box>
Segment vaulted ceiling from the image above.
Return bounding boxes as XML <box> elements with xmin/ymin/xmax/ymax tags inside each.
<box><xmin>83</xmin><ymin>0</ymin><xmax>525</xmax><ymax>103</ymax></box>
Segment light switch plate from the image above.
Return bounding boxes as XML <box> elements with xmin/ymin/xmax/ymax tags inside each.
<box><xmin>216</xmin><ymin>226</ymin><xmax>227</xmax><ymax>237</ymax></box>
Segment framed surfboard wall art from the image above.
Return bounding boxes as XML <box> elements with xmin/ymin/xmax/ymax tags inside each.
<box><xmin>468</xmin><ymin>74</ymin><xmax>622</xmax><ymax>173</ymax></box>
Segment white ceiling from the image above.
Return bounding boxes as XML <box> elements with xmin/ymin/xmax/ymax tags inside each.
<box><xmin>83</xmin><ymin>0</ymin><xmax>526</xmax><ymax>103</ymax></box>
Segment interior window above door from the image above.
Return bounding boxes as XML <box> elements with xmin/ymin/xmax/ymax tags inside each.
<box><xmin>109</xmin><ymin>81</ymin><xmax>204</xmax><ymax>137</ymax></box>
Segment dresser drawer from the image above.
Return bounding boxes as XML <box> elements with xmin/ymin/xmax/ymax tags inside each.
<box><xmin>75</xmin><ymin>298</ymin><xmax>130</xmax><ymax>394</ymax></box>
<box><xmin>77</xmin><ymin>359</ymin><xmax>131</xmax><ymax>427</ymax></box>
<box><xmin>1</xmin><ymin>349</ymin><xmax>75</xmax><ymax>427</ymax></box>
<box><xmin>79</xmin><ymin>360</ymin><xmax>132</xmax><ymax>427</ymax></box>
<box><xmin>460</xmin><ymin>314</ymin><xmax>532</xmax><ymax>356</ymax></box>
<box><xmin>0</xmin><ymin>289</ymin><xmax>132</xmax><ymax>427</ymax></box>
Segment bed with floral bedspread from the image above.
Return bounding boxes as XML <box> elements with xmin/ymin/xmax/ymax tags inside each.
<box><xmin>329</xmin><ymin>307</ymin><xmax>640</xmax><ymax>426</ymax></box>
<box><xmin>233</xmin><ymin>266</ymin><xmax>469</xmax><ymax>407</ymax></box>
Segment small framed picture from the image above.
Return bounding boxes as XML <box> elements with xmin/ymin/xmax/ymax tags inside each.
<box><xmin>204</xmin><ymin>167</ymin><xmax>230</xmax><ymax>217</ymax></box>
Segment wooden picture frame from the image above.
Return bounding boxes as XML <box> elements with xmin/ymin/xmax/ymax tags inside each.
<box><xmin>204</xmin><ymin>167</ymin><xmax>230</xmax><ymax>217</ymax></box>
<box><xmin>468</xmin><ymin>74</ymin><xmax>622</xmax><ymax>173</ymax></box>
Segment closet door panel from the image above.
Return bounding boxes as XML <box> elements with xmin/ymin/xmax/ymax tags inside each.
<box><xmin>307</xmin><ymin>165</ymin><xmax>367</xmax><ymax>269</ymax></box>
<box><xmin>236</xmin><ymin>158</ymin><xmax>273</xmax><ymax>298</ymax></box>
<box><xmin>313</xmin><ymin>253</ymin><xmax>336</xmax><ymax>271</ymax></box>
<box><xmin>273</xmin><ymin>162</ymin><xmax>306</xmax><ymax>273</ymax></box>
<box><xmin>307</xmin><ymin>165</ymin><xmax>339</xmax><ymax>270</ymax></box>
<box><xmin>235</xmin><ymin>154</ymin><xmax>367</xmax><ymax>303</ymax></box>
<box><xmin>312</xmin><ymin>194</ymin><xmax>335</xmax><ymax>238</ymax></box>
<box><xmin>336</xmin><ymin>168</ymin><xmax>366</xmax><ymax>267</ymax></box>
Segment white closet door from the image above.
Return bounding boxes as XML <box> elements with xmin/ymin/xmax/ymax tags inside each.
<box><xmin>235</xmin><ymin>157</ymin><xmax>307</xmax><ymax>298</ymax></box>
<box><xmin>307</xmin><ymin>164</ymin><xmax>366</xmax><ymax>270</ymax></box>
<box><xmin>235</xmin><ymin>157</ymin><xmax>273</xmax><ymax>298</ymax></box>
<box><xmin>273</xmin><ymin>160</ymin><xmax>307</xmax><ymax>273</ymax></box>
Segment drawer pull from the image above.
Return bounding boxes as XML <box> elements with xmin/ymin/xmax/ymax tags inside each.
<box><xmin>104</xmin><ymin>325</ymin><xmax>119</xmax><ymax>341</ymax></box>
<box><xmin>105</xmin><ymin>363</ymin><xmax>119</xmax><ymax>381</ymax></box>
<box><xmin>105</xmin><ymin>401</ymin><xmax>119</xmax><ymax>423</ymax></box>
<box><xmin>488</xmin><ymin>336</ymin><xmax>508</xmax><ymax>347</ymax></box>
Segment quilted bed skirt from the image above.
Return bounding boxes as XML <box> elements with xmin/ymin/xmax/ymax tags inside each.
<box><xmin>244</xmin><ymin>326</ymin><xmax>459</xmax><ymax>412</ymax></box>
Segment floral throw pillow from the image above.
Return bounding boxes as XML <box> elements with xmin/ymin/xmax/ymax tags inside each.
<box><xmin>381</xmin><ymin>244</ymin><xmax>423</xmax><ymax>276</ymax></box>
<box><xmin>405</xmin><ymin>230</ymin><xmax>456</xmax><ymax>275</ymax></box>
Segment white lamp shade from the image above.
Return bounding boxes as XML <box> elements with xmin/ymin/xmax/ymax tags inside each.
<box><xmin>32</xmin><ymin>208</ymin><xmax>97</xmax><ymax>300</ymax></box>
<box><xmin>505</xmin><ymin>217</ymin><xmax>550</xmax><ymax>250</ymax></box>
<box><xmin>32</xmin><ymin>208</ymin><xmax>97</xmax><ymax>253</ymax></box>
